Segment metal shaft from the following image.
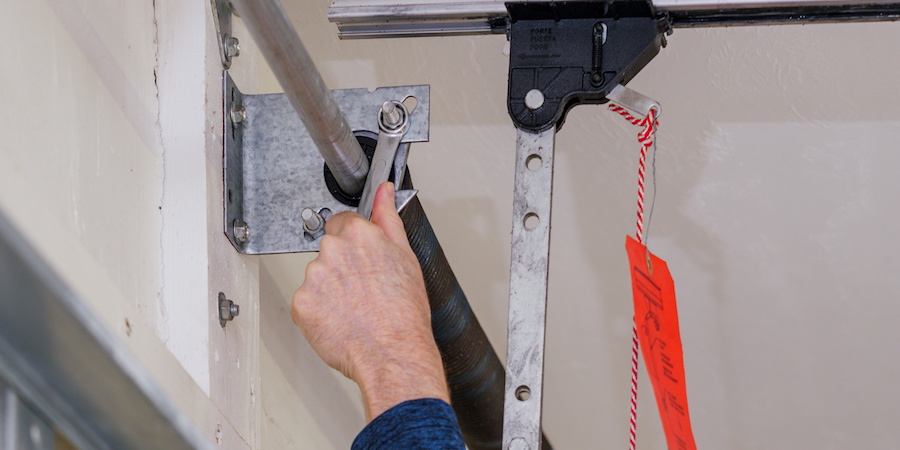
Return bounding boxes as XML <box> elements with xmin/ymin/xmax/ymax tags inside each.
<box><xmin>329</xmin><ymin>0</ymin><xmax>900</xmax><ymax>38</ymax></box>
<box><xmin>231</xmin><ymin>0</ymin><xmax>369</xmax><ymax>195</ymax></box>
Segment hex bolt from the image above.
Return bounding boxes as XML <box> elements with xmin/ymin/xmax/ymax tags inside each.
<box><xmin>381</xmin><ymin>101</ymin><xmax>402</xmax><ymax>128</ymax></box>
<box><xmin>301</xmin><ymin>207</ymin><xmax>323</xmax><ymax>232</ymax></box>
<box><xmin>225</xmin><ymin>35</ymin><xmax>240</xmax><ymax>58</ymax></box>
<box><xmin>218</xmin><ymin>292</ymin><xmax>240</xmax><ymax>327</ymax></box>
<box><xmin>524</xmin><ymin>89</ymin><xmax>544</xmax><ymax>110</ymax></box>
<box><xmin>233</xmin><ymin>220</ymin><xmax>249</xmax><ymax>243</ymax></box>
<box><xmin>231</xmin><ymin>104</ymin><xmax>246</xmax><ymax>124</ymax></box>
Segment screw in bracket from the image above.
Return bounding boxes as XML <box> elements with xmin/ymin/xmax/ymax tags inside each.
<box><xmin>301</xmin><ymin>207</ymin><xmax>322</xmax><ymax>231</ymax></box>
<box><xmin>231</xmin><ymin>104</ymin><xmax>246</xmax><ymax>124</ymax></box>
<box><xmin>301</xmin><ymin>207</ymin><xmax>327</xmax><ymax>241</ymax></box>
<box><xmin>224</xmin><ymin>35</ymin><xmax>240</xmax><ymax>59</ymax></box>
<box><xmin>218</xmin><ymin>292</ymin><xmax>240</xmax><ymax>327</ymax></box>
<box><xmin>381</xmin><ymin>101</ymin><xmax>402</xmax><ymax>127</ymax></box>
<box><xmin>233</xmin><ymin>220</ymin><xmax>249</xmax><ymax>243</ymax></box>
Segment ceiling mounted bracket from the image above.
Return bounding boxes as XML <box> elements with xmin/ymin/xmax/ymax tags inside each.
<box><xmin>222</xmin><ymin>72</ymin><xmax>430</xmax><ymax>254</ymax></box>
<box><xmin>505</xmin><ymin>0</ymin><xmax>670</xmax><ymax>132</ymax></box>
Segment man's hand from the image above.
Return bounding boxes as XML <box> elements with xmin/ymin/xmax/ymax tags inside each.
<box><xmin>292</xmin><ymin>182</ymin><xmax>450</xmax><ymax>422</ymax></box>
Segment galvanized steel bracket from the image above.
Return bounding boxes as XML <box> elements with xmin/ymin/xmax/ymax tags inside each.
<box><xmin>222</xmin><ymin>72</ymin><xmax>430</xmax><ymax>254</ymax></box>
<box><xmin>211</xmin><ymin>0</ymin><xmax>239</xmax><ymax>69</ymax></box>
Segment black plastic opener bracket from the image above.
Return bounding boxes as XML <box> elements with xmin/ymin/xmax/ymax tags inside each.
<box><xmin>505</xmin><ymin>1</ymin><xmax>670</xmax><ymax>132</ymax></box>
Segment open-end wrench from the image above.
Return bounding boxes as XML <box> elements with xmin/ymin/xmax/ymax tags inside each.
<box><xmin>357</xmin><ymin>100</ymin><xmax>411</xmax><ymax>220</ymax></box>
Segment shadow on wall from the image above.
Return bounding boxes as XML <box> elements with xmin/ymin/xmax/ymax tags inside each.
<box><xmin>257</xmin><ymin>4</ymin><xmax>900</xmax><ymax>447</ymax></box>
<box><xmin>280</xmin><ymin>0</ymin><xmax>511</xmax><ymax>128</ymax></box>
<box><xmin>259</xmin><ymin>262</ymin><xmax>364</xmax><ymax>449</ymax></box>
<box><xmin>642</xmin><ymin>26</ymin><xmax>900</xmax><ymax>123</ymax></box>
<box><xmin>546</xmin><ymin>22</ymin><xmax>900</xmax><ymax>447</ymax></box>
<box><xmin>44</xmin><ymin>0</ymin><xmax>161</xmax><ymax>152</ymax></box>
<box><xmin>640</xmin><ymin>24</ymin><xmax>900</xmax><ymax>444</ymax></box>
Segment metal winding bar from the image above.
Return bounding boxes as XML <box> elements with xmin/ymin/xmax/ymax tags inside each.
<box><xmin>502</xmin><ymin>128</ymin><xmax>556</xmax><ymax>450</ymax></box>
<box><xmin>230</xmin><ymin>0</ymin><xmax>370</xmax><ymax>195</ymax></box>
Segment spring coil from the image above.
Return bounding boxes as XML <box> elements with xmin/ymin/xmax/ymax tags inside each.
<box><xmin>400</xmin><ymin>191</ymin><xmax>552</xmax><ymax>450</ymax></box>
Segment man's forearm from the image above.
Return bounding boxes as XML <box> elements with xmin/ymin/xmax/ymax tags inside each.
<box><xmin>354</xmin><ymin>334</ymin><xmax>450</xmax><ymax>422</ymax></box>
<box><xmin>292</xmin><ymin>182</ymin><xmax>453</xmax><ymax>421</ymax></box>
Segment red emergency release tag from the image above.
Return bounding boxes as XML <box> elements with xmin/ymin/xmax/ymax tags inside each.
<box><xmin>626</xmin><ymin>236</ymin><xmax>696</xmax><ymax>450</ymax></box>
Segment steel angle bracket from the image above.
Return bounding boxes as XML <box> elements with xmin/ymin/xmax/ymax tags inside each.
<box><xmin>211</xmin><ymin>0</ymin><xmax>238</xmax><ymax>69</ymax></box>
<box><xmin>222</xmin><ymin>71</ymin><xmax>430</xmax><ymax>254</ymax></box>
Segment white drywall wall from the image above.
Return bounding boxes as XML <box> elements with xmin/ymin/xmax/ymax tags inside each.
<box><xmin>155</xmin><ymin>0</ymin><xmax>261</xmax><ymax>444</ymax></box>
<box><xmin>1</xmin><ymin>0</ymin><xmax>164</xmax><ymax>336</ymax></box>
<box><xmin>1</xmin><ymin>1</ymin><xmax>261</xmax><ymax>447</ymax></box>
<box><xmin>255</xmin><ymin>0</ymin><xmax>900</xmax><ymax>448</ymax></box>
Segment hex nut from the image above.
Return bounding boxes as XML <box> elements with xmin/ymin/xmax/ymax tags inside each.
<box><xmin>233</xmin><ymin>220</ymin><xmax>249</xmax><ymax>243</ymax></box>
<box><xmin>225</xmin><ymin>36</ymin><xmax>240</xmax><ymax>58</ymax></box>
<box><xmin>231</xmin><ymin>105</ymin><xmax>246</xmax><ymax>124</ymax></box>
<box><xmin>218</xmin><ymin>292</ymin><xmax>240</xmax><ymax>327</ymax></box>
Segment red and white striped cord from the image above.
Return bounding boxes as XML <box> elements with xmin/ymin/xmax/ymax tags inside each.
<box><xmin>608</xmin><ymin>103</ymin><xmax>658</xmax><ymax>450</ymax></box>
<box><xmin>629</xmin><ymin>321</ymin><xmax>639</xmax><ymax>449</ymax></box>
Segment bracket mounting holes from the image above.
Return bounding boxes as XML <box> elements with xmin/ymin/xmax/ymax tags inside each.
<box><xmin>515</xmin><ymin>385</ymin><xmax>531</xmax><ymax>401</ymax></box>
<box><xmin>523</xmin><ymin>213</ymin><xmax>539</xmax><ymax>230</ymax></box>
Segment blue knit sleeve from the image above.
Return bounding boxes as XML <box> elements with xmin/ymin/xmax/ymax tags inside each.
<box><xmin>351</xmin><ymin>398</ymin><xmax>465</xmax><ymax>450</ymax></box>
